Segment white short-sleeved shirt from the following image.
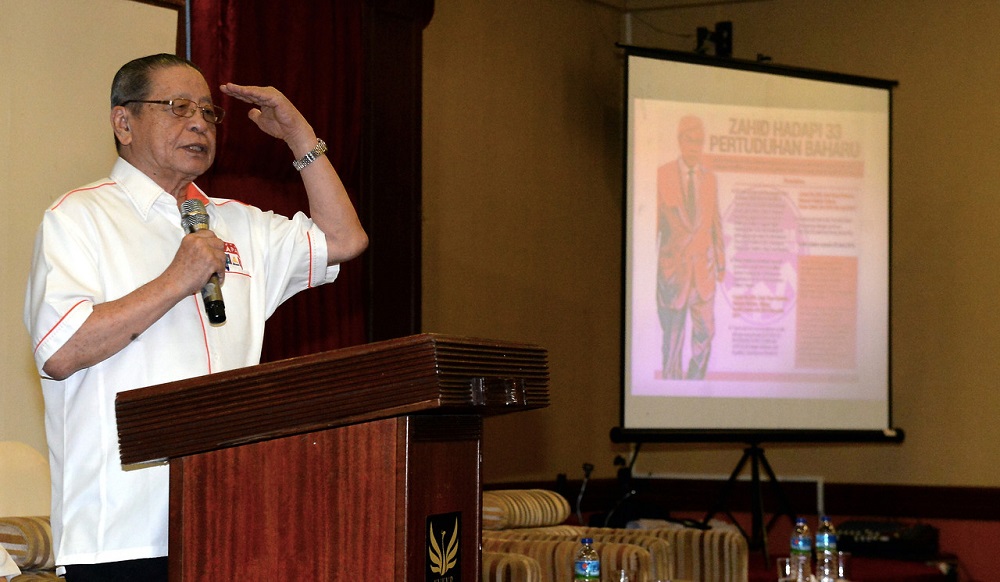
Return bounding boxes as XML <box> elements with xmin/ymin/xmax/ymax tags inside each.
<box><xmin>23</xmin><ymin>157</ymin><xmax>339</xmax><ymax>566</ymax></box>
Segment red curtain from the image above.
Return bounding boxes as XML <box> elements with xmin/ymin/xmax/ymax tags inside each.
<box><xmin>190</xmin><ymin>1</ymin><xmax>366</xmax><ymax>361</ymax></box>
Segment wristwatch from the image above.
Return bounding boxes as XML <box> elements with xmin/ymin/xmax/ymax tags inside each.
<box><xmin>292</xmin><ymin>138</ymin><xmax>328</xmax><ymax>171</ymax></box>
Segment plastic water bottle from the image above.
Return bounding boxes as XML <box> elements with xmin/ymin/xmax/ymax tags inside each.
<box><xmin>789</xmin><ymin>517</ymin><xmax>812</xmax><ymax>580</ymax></box>
<box><xmin>816</xmin><ymin>516</ymin><xmax>838</xmax><ymax>582</ymax></box>
<box><xmin>573</xmin><ymin>537</ymin><xmax>600</xmax><ymax>580</ymax></box>
<box><xmin>816</xmin><ymin>515</ymin><xmax>837</xmax><ymax>555</ymax></box>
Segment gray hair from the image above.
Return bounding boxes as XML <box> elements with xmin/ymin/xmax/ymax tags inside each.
<box><xmin>111</xmin><ymin>53</ymin><xmax>203</xmax><ymax>151</ymax></box>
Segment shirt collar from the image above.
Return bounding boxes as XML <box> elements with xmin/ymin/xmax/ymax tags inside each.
<box><xmin>109</xmin><ymin>157</ymin><xmax>211</xmax><ymax>218</ymax></box>
<box><xmin>184</xmin><ymin>182</ymin><xmax>210</xmax><ymax>205</ymax></box>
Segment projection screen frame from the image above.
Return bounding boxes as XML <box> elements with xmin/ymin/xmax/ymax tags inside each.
<box><xmin>616</xmin><ymin>45</ymin><xmax>902</xmax><ymax>445</ymax></box>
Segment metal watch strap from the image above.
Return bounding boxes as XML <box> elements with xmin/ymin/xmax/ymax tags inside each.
<box><xmin>292</xmin><ymin>138</ymin><xmax>328</xmax><ymax>171</ymax></box>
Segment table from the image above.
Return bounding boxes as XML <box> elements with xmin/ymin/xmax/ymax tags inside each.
<box><xmin>748</xmin><ymin>554</ymin><xmax>955</xmax><ymax>582</ymax></box>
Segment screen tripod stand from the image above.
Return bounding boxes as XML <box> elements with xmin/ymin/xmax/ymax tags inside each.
<box><xmin>702</xmin><ymin>443</ymin><xmax>797</xmax><ymax>563</ymax></box>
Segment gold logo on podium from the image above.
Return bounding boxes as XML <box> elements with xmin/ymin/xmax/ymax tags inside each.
<box><xmin>427</xmin><ymin>512</ymin><xmax>461</xmax><ymax>581</ymax></box>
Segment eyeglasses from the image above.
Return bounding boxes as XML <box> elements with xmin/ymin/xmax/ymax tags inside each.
<box><xmin>120</xmin><ymin>98</ymin><xmax>225</xmax><ymax>124</ymax></box>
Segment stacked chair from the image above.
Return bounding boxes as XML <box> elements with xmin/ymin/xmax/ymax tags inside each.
<box><xmin>481</xmin><ymin>488</ymin><xmax>749</xmax><ymax>582</ymax></box>
<box><xmin>1</xmin><ymin>441</ymin><xmax>748</xmax><ymax>582</ymax></box>
<box><xmin>0</xmin><ymin>441</ymin><xmax>58</xmax><ymax>581</ymax></box>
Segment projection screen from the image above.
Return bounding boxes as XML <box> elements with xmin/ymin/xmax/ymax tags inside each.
<box><xmin>618</xmin><ymin>47</ymin><xmax>899</xmax><ymax>443</ymax></box>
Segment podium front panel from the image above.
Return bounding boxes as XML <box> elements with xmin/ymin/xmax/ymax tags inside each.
<box><xmin>167</xmin><ymin>415</ymin><xmax>482</xmax><ymax>581</ymax></box>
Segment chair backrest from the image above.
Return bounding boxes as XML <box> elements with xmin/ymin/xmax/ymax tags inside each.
<box><xmin>482</xmin><ymin>489</ymin><xmax>571</xmax><ymax>530</ymax></box>
<box><xmin>647</xmin><ymin>525</ymin><xmax>749</xmax><ymax>582</ymax></box>
<box><xmin>483</xmin><ymin>537</ymin><xmax>652</xmax><ymax>582</ymax></box>
<box><xmin>485</xmin><ymin>528</ymin><xmax>672</xmax><ymax>581</ymax></box>
<box><xmin>0</xmin><ymin>442</ymin><xmax>50</xmax><ymax>517</ymax></box>
<box><xmin>482</xmin><ymin>550</ymin><xmax>543</xmax><ymax>582</ymax></box>
<box><xmin>485</xmin><ymin>522</ymin><xmax>749</xmax><ymax>582</ymax></box>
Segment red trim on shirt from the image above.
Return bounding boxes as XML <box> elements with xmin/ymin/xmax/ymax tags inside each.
<box><xmin>307</xmin><ymin>231</ymin><xmax>315</xmax><ymax>288</ymax></box>
<box><xmin>184</xmin><ymin>183</ymin><xmax>210</xmax><ymax>205</ymax></box>
<box><xmin>51</xmin><ymin>182</ymin><xmax>116</xmax><ymax>211</ymax></box>
<box><xmin>33</xmin><ymin>299</ymin><xmax>88</xmax><ymax>355</ymax></box>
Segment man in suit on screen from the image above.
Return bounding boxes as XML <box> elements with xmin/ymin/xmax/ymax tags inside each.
<box><xmin>656</xmin><ymin>115</ymin><xmax>726</xmax><ymax>379</ymax></box>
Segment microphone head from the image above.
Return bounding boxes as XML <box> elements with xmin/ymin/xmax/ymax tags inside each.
<box><xmin>180</xmin><ymin>198</ymin><xmax>209</xmax><ymax>232</ymax></box>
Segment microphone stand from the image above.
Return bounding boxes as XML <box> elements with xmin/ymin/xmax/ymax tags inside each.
<box><xmin>604</xmin><ymin>445</ymin><xmax>641</xmax><ymax>527</ymax></box>
<box><xmin>576</xmin><ymin>462</ymin><xmax>594</xmax><ymax>525</ymax></box>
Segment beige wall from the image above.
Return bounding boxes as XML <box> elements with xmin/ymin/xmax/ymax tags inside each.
<box><xmin>423</xmin><ymin>0</ymin><xmax>1000</xmax><ymax>488</ymax></box>
<box><xmin>6</xmin><ymin>0</ymin><xmax>997</xmax><ymax>492</ymax></box>
<box><xmin>423</xmin><ymin>0</ymin><xmax>625</xmax><ymax>484</ymax></box>
<box><xmin>1</xmin><ymin>0</ymin><xmax>178</xmax><ymax>456</ymax></box>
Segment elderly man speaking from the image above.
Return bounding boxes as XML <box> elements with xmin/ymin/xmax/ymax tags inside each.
<box><xmin>24</xmin><ymin>53</ymin><xmax>367</xmax><ymax>582</ymax></box>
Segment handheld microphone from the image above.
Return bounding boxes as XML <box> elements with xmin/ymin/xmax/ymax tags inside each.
<box><xmin>179</xmin><ymin>199</ymin><xmax>226</xmax><ymax>325</ymax></box>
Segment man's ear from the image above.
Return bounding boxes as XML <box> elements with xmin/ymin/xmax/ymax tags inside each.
<box><xmin>111</xmin><ymin>106</ymin><xmax>133</xmax><ymax>145</ymax></box>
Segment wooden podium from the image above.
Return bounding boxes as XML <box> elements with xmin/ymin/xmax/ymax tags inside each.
<box><xmin>116</xmin><ymin>333</ymin><xmax>549</xmax><ymax>581</ymax></box>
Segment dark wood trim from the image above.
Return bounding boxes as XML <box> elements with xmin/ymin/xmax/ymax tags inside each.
<box><xmin>124</xmin><ymin>0</ymin><xmax>186</xmax><ymax>58</ymax></box>
<box><xmin>361</xmin><ymin>1</ymin><xmax>433</xmax><ymax>342</ymax></box>
<box><xmin>117</xmin><ymin>334</ymin><xmax>549</xmax><ymax>464</ymax></box>
<box><xmin>487</xmin><ymin>477</ymin><xmax>1000</xmax><ymax>522</ymax></box>
<box><xmin>365</xmin><ymin>0</ymin><xmax>434</xmax><ymax>25</ymax></box>
<box><xmin>175</xmin><ymin>3</ymin><xmax>186</xmax><ymax>59</ymax></box>
<box><xmin>131</xmin><ymin>0</ymin><xmax>184</xmax><ymax>7</ymax></box>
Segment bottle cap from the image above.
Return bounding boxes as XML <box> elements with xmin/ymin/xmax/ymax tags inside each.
<box><xmin>581</xmin><ymin>537</ymin><xmax>593</xmax><ymax>544</ymax></box>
